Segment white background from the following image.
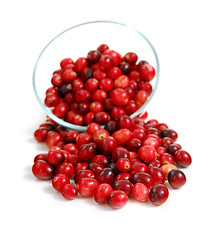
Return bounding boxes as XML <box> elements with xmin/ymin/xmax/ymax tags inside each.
<box><xmin>1</xmin><ymin>0</ymin><xmax>213</xmax><ymax>239</ymax></box>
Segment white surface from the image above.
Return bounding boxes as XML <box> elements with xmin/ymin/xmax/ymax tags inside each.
<box><xmin>0</xmin><ymin>0</ymin><xmax>213</xmax><ymax>239</ymax></box>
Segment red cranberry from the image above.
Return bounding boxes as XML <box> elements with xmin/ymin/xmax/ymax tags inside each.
<box><xmin>118</xmin><ymin>115</ymin><xmax>133</xmax><ymax>129</ymax></box>
<box><xmin>74</xmin><ymin>57</ymin><xmax>88</xmax><ymax>72</ymax></box>
<box><xmin>114</xmin><ymin>75</ymin><xmax>130</xmax><ymax>89</ymax></box>
<box><xmin>75</xmin><ymin>162</ymin><xmax>88</xmax><ymax>173</ymax></box>
<box><xmin>96</xmin><ymin>168</ymin><xmax>115</xmax><ymax>185</ymax></box>
<box><xmin>52</xmin><ymin>174</ymin><xmax>70</xmax><ymax>192</ymax></box>
<box><xmin>112</xmin><ymin>180</ymin><xmax>133</xmax><ymax>196</ymax></box>
<box><xmin>92</xmin><ymin>89</ymin><xmax>107</xmax><ymax>102</ymax></box>
<box><xmin>132</xmin><ymin>183</ymin><xmax>149</xmax><ymax>202</ymax></box>
<box><xmin>167</xmin><ymin>143</ymin><xmax>182</xmax><ymax>156</ymax></box>
<box><xmin>93</xmin><ymin>129</ymin><xmax>110</xmax><ymax>144</ymax></box>
<box><xmin>107</xmin><ymin>190</ymin><xmax>128</xmax><ymax>209</ymax></box>
<box><xmin>111</xmin><ymin>147</ymin><xmax>130</xmax><ymax>163</ymax></box>
<box><xmin>112</xmin><ymin>128</ymin><xmax>132</xmax><ymax>146</ymax></box>
<box><xmin>139</xmin><ymin>82</ymin><xmax>153</xmax><ymax>95</ymax></box>
<box><xmin>138</xmin><ymin>145</ymin><xmax>157</xmax><ymax>163</ymax></box>
<box><xmin>89</xmin><ymin>101</ymin><xmax>104</xmax><ymax>114</ymax></box>
<box><xmin>124</xmin><ymin>52</ymin><xmax>138</xmax><ymax>65</ymax></box>
<box><xmin>78</xmin><ymin>144</ymin><xmax>96</xmax><ymax>162</ymax></box>
<box><xmin>131</xmin><ymin>129</ymin><xmax>146</xmax><ymax>142</ymax></box>
<box><xmin>156</xmin><ymin>146</ymin><xmax>167</xmax><ymax>157</ymax></box>
<box><xmin>168</xmin><ymin>169</ymin><xmax>186</xmax><ymax>189</ymax></box>
<box><xmin>126</xmin><ymin>138</ymin><xmax>142</xmax><ymax>152</ymax></box>
<box><xmin>34</xmin><ymin>153</ymin><xmax>47</xmax><ymax>162</ymax></box>
<box><xmin>85</xmin><ymin>78</ymin><xmax>99</xmax><ymax>92</ymax></box>
<box><xmin>72</xmin><ymin>114</ymin><xmax>84</xmax><ymax>125</ymax></box>
<box><xmin>93</xmin><ymin>69</ymin><xmax>107</xmax><ymax>80</ymax></box>
<box><xmin>63</xmin><ymin>143</ymin><xmax>78</xmax><ymax>155</ymax></box>
<box><xmin>134</xmin><ymin>90</ymin><xmax>148</xmax><ymax>106</ymax></box>
<box><xmin>74</xmin><ymin>169</ymin><xmax>95</xmax><ymax>184</ymax></box>
<box><xmin>129</xmin><ymin>163</ymin><xmax>148</xmax><ymax>175</ymax></box>
<box><xmin>34</xmin><ymin>128</ymin><xmax>49</xmax><ymax>142</ymax></box>
<box><xmin>47</xmin><ymin>149</ymin><xmax>65</xmax><ymax>165</ymax></box>
<box><xmin>124</xmin><ymin>100</ymin><xmax>139</xmax><ymax>115</ymax></box>
<box><xmin>103</xmin><ymin>49</ymin><xmax>121</xmax><ymax>66</ymax></box>
<box><xmin>149</xmin><ymin>184</ymin><xmax>169</xmax><ymax>206</ymax></box>
<box><xmin>107</xmin><ymin>67</ymin><xmax>122</xmax><ymax>79</ymax></box>
<box><xmin>45</xmin><ymin>93</ymin><xmax>59</xmax><ymax>107</ymax></box>
<box><xmin>147</xmin><ymin>167</ymin><xmax>165</xmax><ymax>185</ymax></box>
<box><xmin>97</xmin><ymin>44</ymin><xmax>109</xmax><ymax>53</ymax></box>
<box><xmin>55</xmin><ymin>162</ymin><xmax>74</xmax><ymax>178</ymax></box>
<box><xmin>159</xmin><ymin>153</ymin><xmax>175</xmax><ymax>165</ymax></box>
<box><xmin>104</xmin><ymin>120</ymin><xmax>118</xmax><ymax>135</ymax></box>
<box><xmin>60</xmin><ymin>58</ymin><xmax>74</xmax><ymax>68</ymax></box>
<box><xmin>32</xmin><ymin>160</ymin><xmax>54</xmax><ymax>180</ymax></box>
<box><xmin>61</xmin><ymin>184</ymin><xmax>78</xmax><ymax>200</ymax></box>
<box><xmin>115</xmin><ymin>173</ymin><xmax>131</xmax><ymax>181</ymax></box>
<box><xmin>99</xmin><ymin>55</ymin><xmax>113</xmax><ymax>70</ymax></box>
<box><xmin>129</xmin><ymin>172</ymin><xmax>155</xmax><ymax>189</ymax></box>
<box><xmin>161</xmin><ymin>129</ymin><xmax>178</xmax><ymax>141</ymax></box>
<box><xmin>88</xmin><ymin>163</ymin><xmax>104</xmax><ymax>175</ymax></box>
<box><xmin>75</xmin><ymin>89</ymin><xmax>91</xmax><ymax>103</ymax></box>
<box><xmin>94</xmin><ymin>183</ymin><xmax>113</xmax><ymax>204</ymax></box>
<box><xmin>61</xmin><ymin>69</ymin><xmax>77</xmax><ymax>82</ymax></box>
<box><xmin>138</xmin><ymin>63</ymin><xmax>155</xmax><ymax>82</ymax></box>
<box><xmin>77</xmin><ymin>178</ymin><xmax>100</xmax><ymax>197</ymax></box>
<box><xmin>52</xmin><ymin>102</ymin><xmax>69</xmax><ymax>119</ymax></box>
<box><xmin>76</xmin><ymin>133</ymin><xmax>93</xmax><ymax>147</ymax></box>
<box><xmin>99</xmin><ymin>78</ymin><xmax>114</xmax><ymax>92</ymax></box>
<box><xmin>93</xmin><ymin>111</ymin><xmax>110</xmax><ymax>125</ymax></box>
<box><xmin>86</xmin><ymin>122</ymin><xmax>101</xmax><ymax>136</ymax></box>
<box><xmin>174</xmin><ymin>150</ymin><xmax>192</xmax><ymax>168</ymax></box>
<box><xmin>110</xmin><ymin>88</ymin><xmax>129</xmax><ymax>106</ymax></box>
<box><xmin>91</xmin><ymin>155</ymin><xmax>109</xmax><ymax>167</ymax></box>
<box><xmin>116</xmin><ymin>158</ymin><xmax>132</xmax><ymax>173</ymax></box>
<box><xmin>98</xmin><ymin>136</ymin><xmax>117</xmax><ymax>156</ymax></box>
<box><xmin>110</xmin><ymin>106</ymin><xmax>126</xmax><ymax>120</ymax></box>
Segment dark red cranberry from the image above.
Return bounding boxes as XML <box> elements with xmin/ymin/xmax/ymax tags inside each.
<box><xmin>98</xmin><ymin>136</ymin><xmax>117</xmax><ymax>156</ymax></box>
<box><xmin>55</xmin><ymin>162</ymin><xmax>74</xmax><ymax>178</ymax></box>
<box><xmin>111</xmin><ymin>147</ymin><xmax>130</xmax><ymax>163</ymax></box>
<box><xmin>118</xmin><ymin>115</ymin><xmax>133</xmax><ymax>129</ymax></box>
<box><xmin>80</xmin><ymin>67</ymin><xmax>93</xmax><ymax>81</ymax></box>
<box><xmin>110</xmin><ymin>106</ymin><xmax>126</xmax><ymax>120</ymax></box>
<box><xmin>129</xmin><ymin>163</ymin><xmax>148</xmax><ymax>175</ymax></box>
<box><xmin>96</xmin><ymin>168</ymin><xmax>115</xmax><ymax>185</ymax></box>
<box><xmin>149</xmin><ymin>184</ymin><xmax>169</xmax><ymax>206</ymax></box>
<box><xmin>125</xmin><ymin>138</ymin><xmax>142</xmax><ymax>152</ymax></box>
<box><xmin>167</xmin><ymin>144</ymin><xmax>182</xmax><ymax>156</ymax></box>
<box><xmin>91</xmin><ymin>155</ymin><xmax>109</xmax><ymax>167</ymax></box>
<box><xmin>174</xmin><ymin>150</ymin><xmax>192</xmax><ymax>168</ymax></box>
<box><xmin>138</xmin><ymin>63</ymin><xmax>155</xmax><ymax>82</ymax></box>
<box><xmin>119</xmin><ymin>61</ymin><xmax>132</xmax><ymax>75</ymax></box>
<box><xmin>77</xmin><ymin>103</ymin><xmax>89</xmax><ymax>116</ymax></box>
<box><xmin>47</xmin><ymin>149</ymin><xmax>65</xmax><ymax>165</ymax></box>
<box><xmin>168</xmin><ymin>169</ymin><xmax>186</xmax><ymax>189</ymax></box>
<box><xmin>161</xmin><ymin>129</ymin><xmax>178</xmax><ymax>141</ymax></box>
<box><xmin>74</xmin><ymin>169</ymin><xmax>95</xmax><ymax>184</ymax></box>
<box><xmin>58</xmin><ymin>83</ymin><xmax>72</xmax><ymax>97</ymax></box>
<box><xmin>88</xmin><ymin>163</ymin><xmax>104</xmax><ymax>175</ymax></box>
<box><xmin>93</xmin><ymin>111</ymin><xmax>110</xmax><ymax>125</ymax></box>
<box><xmin>77</xmin><ymin>144</ymin><xmax>96</xmax><ymax>162</ymax></box>
<box><xmin>104</xmin><ymin>120</ymin><xmax>118</xmax><ymax>135</ymax></box>
<box><xmin>34</xmin><ymin>128</ymin><xmax>49</xmax><ymax>142</ymax></box>
<box><xmin>32</xmin><ymin>160</ymin><xmax>54</xmax><ymax>180</ymax></box>
<box><xmin>129</xmin><ymin>172</ymin><xmax>155</xmax><ymax>189</ymax></box>
<box><xmin>112</xmin><ymin>180</ymin><xmax>133</xmax><ymax>196</ymax></box>
<box><xmin>87</xmin><ymin>50</ymin><xmax>101</xmax><ymax>63</ymax></box>
<box><xmin>147</xmin><ymin>167</ymin><xmax>165</xmax><ymax>185</ymax></box>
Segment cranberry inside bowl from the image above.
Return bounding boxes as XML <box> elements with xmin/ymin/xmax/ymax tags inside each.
<box><xmin>33</xmin><ymin>21</ymin><xmax>159</xmax><ymax>132</ymax></box>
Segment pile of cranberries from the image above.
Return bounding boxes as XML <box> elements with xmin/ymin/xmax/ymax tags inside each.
<box><xmin>43</xmin><ymin>44</ymin><xmax>155</xmax><ymax>126</ymax></box>
<box><xmin>32</xmin><ymin>44</ymin><xmax>192</xmax><ymax>209</ymax></box>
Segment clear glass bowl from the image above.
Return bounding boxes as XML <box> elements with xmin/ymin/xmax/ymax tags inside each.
<box><xmin>33</xmin><ymin>20</ymin><xmax>159</xmax><ymax>132</ymax></box>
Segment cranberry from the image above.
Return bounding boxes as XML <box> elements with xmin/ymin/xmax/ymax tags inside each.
<box><xmin>129</xmin><ymin>163</ymin><xmax>148</xmax><ymax>175</ymax></box>
<box><xmin>97</xmin><ymin>44</ymin><xmax>109</xmax><ymax>53</ymax></box>
<box><xmin>112</xmin><ymin>180</ymin><xmax>133</xmax><ymax>196</ymax></box>
<box><xmin>116</xmin><ymin>158</ymin><xmax>132</xmax><ymax>173</ymax></box>
<box><xmin>139</xmin><ymin>82</ymin><xmax>153</xmax><ymax>95</ymax></box>
<box><xmin>93</xmin><ymin>69</ymin><xmax>107</xmax><ymax>80</ymax></box>
<box><xmin>77</xmin><ymin>178</ymin><xmax>100</xmax><ymax>197</ymax></box>
<box><xmin>61</xmin><ymin>130</ymin><xmax>78</xmax><ymax>143</ymax></box>
<box><xmin>107</xmin><ymin>190</ymin><xmax>128</xmax><ymax>209</ymax></box>
<box><xmin>99</xmin><ymin>55</ymin><xmax>113</xmax><ymax>70</ymax></box>
<box><xmin>134</xmin><ymin>90</ymin><xmax>148</xmax><ymax>106</ymax></box>
<box><xmin>160</xmin><ymin>164</ymin><xmax>177</xmax><ymax>179</ymax></box>
<box><xmin>119</xmin><ymin>61</ymin><xmax>132</xmax><ymax>75</ymax></box>
<box><xmin>138</xmin><ymin>63</ymin><xmax>155</xmax><ymax>82</ymax></box>
<box><xmin>159</xmin><ymin>153</ymin><xmax>175</xmax><ymax>165</ymax></box>
<box><xmin>88</xmin><ymin>163</ymin><xmax>104</xmax><ymax>175</ymax></box>
<box><xmin>91</xmin><ymin>155</ymin><xmax>109</xmax><ymax>167</ymax></box>
<box><xmin>87</xmin><ymin>50</ymin><xmax>101</xmax><ymax>63</ymax></box>
<box><xmin>34</xmin><ymin>153</ymin><xmax>47</xmax><ymax>162</ymax></box>
<box><xmin>149</xmin><ymin>184</ymin><xmax>169</xmax><ymax>206</ymax></box>
<box><xmin>118</xmin><ymin>115</ymin><xmax>133</xmax><ymax>129</ymax></box>
<box><xmin>92</xmin><ymin>89</ymin><xmax>107</xmax><ymax>102</ymax></box>
<box><xmin>32</xmin><ymin>160</ymin><xmax>54</xmax><ymax>180</ymax></box>
<box><xmin>60</xmin><ymin>58</ymin><xmax>74</xmax><ymax>68</ymax></box>
<box><xmin>161</xmin><ymin>129</ymin><xmax>178</xmax><ymax>141</ymax></box>
<box><xmin>74</xmin><ymin>57</ymin><xmax>88</xmax><ymax>72</ymax></box>
<box><xmin>111</xmin><ymin>147</ymin><xmax>130</xmax><ymax>163</ymax></box>
<box><xmin>61</xmin><ymin>69</ymin><xmax>77</xmax><ymax>82</ymax></box>
<box><xmin>55</xmin><ymin>162</ymin><xmax>74</xmax><ymax>178</ymax></box>
<box><xmin>167</xmin><ymin>143</ymin><xmax>182</xmax><ymax>156</ymax></box>
<box><xmin>45</xmin><ymin>93</ymin><xmax>59</xmax><ymax>107</ymax></box>
<box><xmin>110</xmin><ymin>88</ymin><xmax>129</xmax><ymax>106</ymax></box>
<box><xmin>130</xmin><ymin>172</ymin><xmax>155</xmax><ymax>190</ymax></box>
<box><xmin>86</xmin><ymin>122</ymin><xmax>101</xmax><ymax>136</ymax></box>
<box><xmin>156</xmin><ymin>123</ymin><xmax>168</xmax><ymax>132</ymax></box>
<box><xmin>147</xmin><ymin>167</ymin><xmax>165</xmax><ymax>185</ymax></box>
<box><xmin>115</xmin><ymin>173</ymin><xmax>131</xmax><ymax>181</ymax></box>
<box><xmin>52</xmin><ymin>102</ymin><xmax>69</xmax><ymax>119</ymax></box>
<box><xmin>78</xmin><ymin>144</ymin><xmax>96</xmax><ymax>162</ymax></box>
<box><xmin>75</xmin><ymin>162</ymin><xmax>88</xmax><ymax>173</ymax></box>
<box><xmin>93</xmin><ymin>129</ymin><xmax>110</xmax><ymax>144</ymax></box>
<box><xmin>76</xmin><ymin>133</ymin><xmax>93</xmax><ymax>147</ymax></box>
<box><xmin>112</xmin><ymin>128</ymin><xmax>132</xmax><ymax>146</ymax></box>
<box><xmin>74</xmin><ymin>169</ymin><xmax>95</xmax><ymax>184</ymax></box>
<box><xmin>103</xmin><ymin>49</ymin><xmax>121</xmax><ymax>66</ymax></box>
<box><xmin>124</xmin><ymin>52</ymin><xmax>138</xmax><ymax>65</ymax></box>
<box><xmin>161</xmin><ymin>137</ymin><xmax>174</xmax><ymax>148</ymax></box>
<box><xmin>132</xmin><ymin>183</ymin><xmax>149</xmax><ymax>202</ymax></box>
<box><xmin>89</xmin><ymin>101</ymin><xmax>104</xmax><ymax>114</ymax></box>
<box><xmin>84</xmin><ymin>112</ymin><xmax>95</xmax><ymax>125</ymax></box>
<box><xmin>126</xmin><ymin>138</ymin><xmax>142</xmax><ymax>152</ymax></box>
<box><xmin>34</xmin><ymin>128</ymin><xmax>49</xmax><ymax>142</ymax></box>
<box><xmin>80</xmin><ymin>67</ymin><xmax>93</xmax><ymax>81</ymax></box>
<box><xmin>110</xmin><ymin>106</ymin><xmax>126</xmax><ymax>120</ymax></box>
<box><xmin>94</xmin><ymin>183</ymin><xmax>113</xmax><ymax>204</ymax></box>
<box><xmin>85</xmin><ymin>78</ymin><xmax>99</xmax><ymax>92</ymax></box>
<box><xmin>52</xmin><ymin>174</ymin><xmax>70</xmax><ymax>192</ymax></box>
<box><xmin>63</xmin><ymin>143</ymin><xmax>78</xmax><ymax>155</ymax></box>
<box><xmin>168</xmin><ymin>169</ymin><xmax>186</xmax><ymax>189</ymax></box>
<box><xmin>96</xmin><ymin>168</ymin><xmax>115</xmax><ymax>185</ymax></box>
<box><xmin>72</xmin><ymin>114</ymin><xmax>84</xmax><ymax>125</ymax></box>
<box><xmin>98</xmin><ymin>136</ymin><xmax>117</xmax><ymax>156</ymax></box>
<box><xmin>72</xmin><ymin>79</ymin><xmax>84</xmax><ymax>93</ymax></box>
<box><xmin>114</xmin><ymin>75</ymin><xmax>130</xmax><ymax>89</ymax></box>
<box><xmin>138</xmin><ymin>145</ymin><xmax>157</xmax><ymax>163</ymax></box>
<box><xmin>107</xmin><ymin>67</ymin><xmax>122</xmax><ymax>79</ymax></box>
<box><xmin>104</xmin><ymin>120</ymin><xmax>118</xmax><ymax>135</ymax></box>
<box><xmin>61</xmin><ymin>184</ymin><xmax>78</xmax><ymax>200</ymax></box>
<box><xmin>124</xmin><ymin>100</ymin><xmax>139</xmax><ymax>115</ymax></box>
<box><xmin>99</xmin><ymin>78</ymin><xmax>114</xmax><ymax>92</ymax></box>
<box><xmin>156</xmin><ymin>146</ymin><xmax>167</xmax><ymax>157</ymax></box>
<box><xmin>174</xmin><ymin>150</ymin><xmax>192</xmax><ymax>168</ymax></box>
<box><xmin>47</xmin><ymin>149</ymin><xmax>65</xmax><ymax>165</ymax></box>
<box><xmin>93</xmin><ymin>111</ymin><xmax>110</xmax><ymax>125</ymax></box>
<box><xmin>75</xmin><ymin>89</ymin><xmax>91</xmax><ymax>103</ymax></box>
<box><xmin>131</xmin><ymin>129</ymin><xmax>146</xmax><ymax>142</ymax></box>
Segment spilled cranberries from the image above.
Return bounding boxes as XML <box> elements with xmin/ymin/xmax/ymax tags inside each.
<box><xmin>32</xmin><ymin>43</ymin><xmax>192</xmax><ymax>210</ymax></box>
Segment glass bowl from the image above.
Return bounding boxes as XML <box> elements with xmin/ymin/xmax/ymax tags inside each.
<box><xmin>33</xmin><ymin>20</ymin><xmax>159</xmax><ymax>132</ymax></box>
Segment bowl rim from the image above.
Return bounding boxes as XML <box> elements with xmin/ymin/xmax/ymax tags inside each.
<box><xmin>33</xmin><ymin>20</ymin><xmax>160</xmax><ymax>132</ymax></box>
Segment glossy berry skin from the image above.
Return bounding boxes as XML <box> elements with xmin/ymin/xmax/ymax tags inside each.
<box><xmin>160</xmin><ymin>164</ymin><xmax>177</xmax><ymax>179</ymax></box>
<box><xmin>112</xmin><ymin>180</ymin><xmax>133</xmax><ymax>196</ymax></box>
<box><xmin>47</xmin><ymin>150</ymin><xmax>65</xmax><ymax>165</ymax></box>
<box><xmin>116</xmin><ymin>158</ymin><xmax>132</xmax><ymax>173</ymax></box>
<box><xmin>45</xmin><ymin>131</ymin><xmax>63</xmax><ymax>148</ymax></box>
<box><xmin>174</xmin><ymin>150</ymin><xmax>192</xmax><ymax>168</ymax></box>
<box><xmin>147</xmin><ymin>167</ymin><xmax>165</xmax><ymax>185</ymax></box>
<box><xmin>112</xmin><ymin>128</ymin><xmax>132</xmax><ymax>146</ymax></box>
<box><xmin>96</xmin><ymin>168</ymin><xmax>115</xmax><ymax>185</ymax></box>
<box><xmin>32</xmin><ymin>160</ymin><xmax>54</xmax><ymax>180</ymax></box>
<box><xmin>149</xmin><ymin>184</ymin><xmax>169</xmax><ymax>206</ymax></box>
<box><xmin>94</xmin><ymin>183</ymin><xmax>113</xmax><ymax>204</ymax></box>
<box><xmin>115</xmin><ymin>173</ymin><xmax>131</xmax><ymax>181</ymax></box>
<box><xmin>98</xmin><ymin>136</ymin><xmax>117</xmax><ymax>156</ymax></box>
<box><xmin>168</xmin><ymin>169</ymin><xmax>186</xmax><ymax>189</ymax></box>
<box><xmin>161</xmin><ymin>129</ymin><xmax>178</xmax><ymax>141</ymax></box>
<box><xmin>52</xmin><ymin>174</ymin><xmax>70</xmax><ymax>192</ymax></box>
<box><xmin>55</xmin><ymin>162</ymin><xmax>74</xmax><ymax>178</ymax></box>
<box><xmin>130</xmin><ymin>172</ymin><xmax>155</xmax><ymax>189</ymax></box>
<box><xmin>138</xmin><ymin>145</ymin><xmax>157</xmax><ymax>163</ymax></box>
<box><xmin>159</xmin><ymin>153</ymin><xmax>175</xmax><ymax>165</ymax></box>
<box><xmin>110</xmin><ymin>88</ymin><xmax>129</xmax><ymax>106</ymax></box>
<box><xmin>138</xmin><ymin>63</ymin><xmax>155</xmax><ymax>82</ymax></box>
<box><xmin>129</xmin><ymin>163</ymin><xmax>148</xmax><ymax>175</ymax></box>
<box><xmin>77</xmin><ymin>144</ymin><xmax>96</xmax><ymax>162</ymax></box>
<box><xmin>61</xmin><ymin>184</ymin><xmax>78</xmax><ymax>200</ymax></box>
<box><xmin>111</xmin><ymin>147</ymin><xmax>130</xmax><ymax>163</ymax></box>
<box><xmin>77</xmin><ymin>178</ymin><xmax>100</xmax><ymax>197</ymax></box>
<box><xmin>34</xmin><ymin>128</ymin><xmax>49</xmax><ymax>142</ymax></box>
<box><xmin>74</xmin><ymin>169</ymin><xmax>95</xmax><ymax>184</ymax></box>
<box><xmin>107</xmin><ymin>190</ymin><xmax>128</xmax><ymax>209</ymax></box>
<box><xmin>132</xmin><ymin>183</ymin><xmax>149</xmax><ymax>202</ymax></box>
